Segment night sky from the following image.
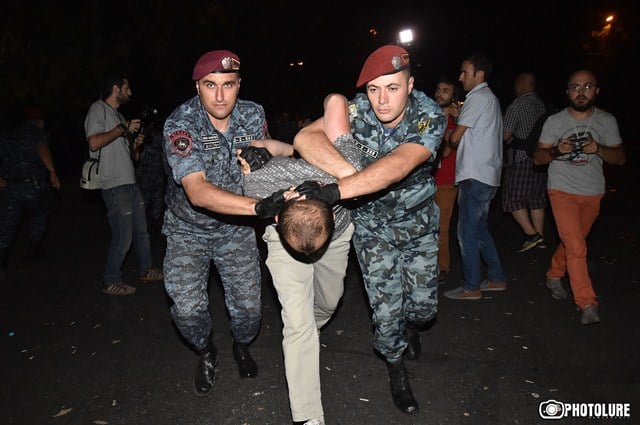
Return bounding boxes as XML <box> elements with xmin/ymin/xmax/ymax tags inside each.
<box><xmin>2</xmin><ymin>0</ymin><xmax>638</xmax><ymax>161</ymax></box>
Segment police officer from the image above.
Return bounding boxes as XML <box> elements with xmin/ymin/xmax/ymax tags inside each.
<box><xmin>294</xmin><ymin>45</ymin><xmax>446</xmax><ymax>414</ymax></box>
<box><xmin>0</xmin><ymin>108</ymin><xmax>60</xmax><ymax>282</ymax></box>
<box><xmin>162</xmin><ymin>49</ymin><xmax>283</xmax><ymax>397</ymax></box>
<box><xmin>135</xmin><ymin>119</ymin><xmax>167</xmax><ymax>233</ymax></box>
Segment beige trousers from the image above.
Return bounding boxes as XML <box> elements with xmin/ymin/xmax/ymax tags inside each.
<box><xmin>263</xmin><ymin>223</ymin><xmax>354</xmax><ymax>423</ymax></box>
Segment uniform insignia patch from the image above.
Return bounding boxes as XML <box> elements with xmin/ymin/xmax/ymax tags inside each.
<box><xmin>233</xmin><ymin>134</ymin><xmax>256</xmax><ymax>144</ymax></box>
<box><xmin>170</xmin><ymin>130</ymin><xmax>193</xmax><ymax>157</ymax></box>
<box><xmin>348</xmin><ymin>103</ymin><xmax>358</xmax><ymax>119</ymax></box>
<box><xmin>417</xmin><ymin>119</ymin><xmax>431</xmax><ymax>135</ymax></box>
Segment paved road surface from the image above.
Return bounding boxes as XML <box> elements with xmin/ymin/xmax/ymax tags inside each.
<box><xmin>2</xmin><ymin>160</ymin><xmax>638</xmax><ymax>425</ymax></box>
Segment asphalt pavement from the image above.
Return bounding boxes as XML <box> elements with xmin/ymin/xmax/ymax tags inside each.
<box><xmin>2</xmin><ymin>159</ymin><xmax>639</xmax><ymax>425</ymax></box>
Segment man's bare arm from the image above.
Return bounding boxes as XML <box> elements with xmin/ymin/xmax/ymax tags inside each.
<box><xmin>293</xmin><ymin>94</ymin><xmax>357</xmax><ymax>179</ymax></box>
<box><xmin>337</xmin><ymin>143</ymin><xmax>432</xmax><ymax>199</ymax></box>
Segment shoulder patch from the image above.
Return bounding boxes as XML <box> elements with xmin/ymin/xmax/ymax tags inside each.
<box><xmin>170</xmin><ymin>130</ymin><xmax>193</xmax><ymax>157</ymax></box>
<box><xmin>417</xmin><ymin>118</ymin><xmax>431</xmax><ymax>135</ymax></box>
<box><xmin>348</xmin><ymin>103</ymin><xmax>358</xmax><ymax>119</ymax></box>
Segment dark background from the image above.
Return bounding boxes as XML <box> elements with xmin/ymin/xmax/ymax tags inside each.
<box><xmin>1</xmin><ymin>0</ymin><xmax>638</xmax><ymax>174</ymax></box>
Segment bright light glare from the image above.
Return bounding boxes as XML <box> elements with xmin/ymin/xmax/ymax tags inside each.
<box><xmin>399</xmin><ymin>29</ymin><xmax>413</xmax><ymax>44</ymax></box>
<box><xmin>605</xmin><ymin>15</ymin><xmax>614</xmax><ymax>23</ymax></box>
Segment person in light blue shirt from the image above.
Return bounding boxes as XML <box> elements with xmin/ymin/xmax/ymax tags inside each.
<box><xmin>445</xmin><ymin>52</ymin><xmax>507</xmax><ymax>300</ymax></box>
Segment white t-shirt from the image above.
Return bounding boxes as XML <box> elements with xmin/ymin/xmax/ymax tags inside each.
<box><xmin>540</xmin><ymin>107</ymin><xmax>622</xmax><ymax>196</ymax></box>
<box><xmin>84</xmin><ymin>100</ymin><xmax>136</xmax><ymax>189</ymax></box>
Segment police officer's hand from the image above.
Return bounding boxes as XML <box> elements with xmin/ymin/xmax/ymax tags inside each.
<box><xmin>295</xmin><ymin>181</ymin><xmax>341</xmax><ymax>205</ymax></box>
<box><xmin>255</xmin><ymin>189</ymin><xmax>285</xmax><ymax>219</ymax></box>
<box><xmin>240</xmin><ymin>146</ymin><xmax>272</xmax><ymax>172</ymax></box>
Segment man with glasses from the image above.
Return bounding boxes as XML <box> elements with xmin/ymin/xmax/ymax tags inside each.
<box><xmin>533</xmin><ymin>69</ymin><xmax>625</xmax><ymax>325</ymax></box>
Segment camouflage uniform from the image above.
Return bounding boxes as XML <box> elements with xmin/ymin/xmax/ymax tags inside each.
<box><xmin>136</xmin><ymin>126</ymin><xmax>167</xmax><ymax>223</ymax></box>
<box><xmin>347</xmin><ymin>90</ymin><xmax>446</xmax><ymax>361</ymax></box>
<box><xmin>162</xmin><ymin>95</ymin><xmax>267</xmax><ymax>351</ymax></box>
<box><xmin>0</xmin><ymin>122</ymin><xmax>51</xmax><ymax>254</ymax></box>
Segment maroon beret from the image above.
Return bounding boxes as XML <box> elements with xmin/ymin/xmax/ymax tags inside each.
<box><xmin>356</xmin><ymin>45</ymin><xmax>411</xmax><ymax>88</ymax></box>
<box><xmin>192</xmin><ymin>50</ymin><xmax>241</xmax><ymax>81</ymax></box>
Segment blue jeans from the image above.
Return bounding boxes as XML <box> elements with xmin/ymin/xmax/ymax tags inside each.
<box><xmin>457</xmin><ymin>179</ymin><xmax>505</xmax><ymax>290</ymax></box>
<box><xmin>101</xmin><ymin>184</ymin><xmax>152</xmax><ymax>284</ymax></box>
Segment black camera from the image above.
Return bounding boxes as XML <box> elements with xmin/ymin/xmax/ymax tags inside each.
<box><xmin>569</xmin><ymin>135</ymin><xmax>587</xmax><ymax>153</ymax></box>
<box><xmin>135</xmin><ymin>107</ymin><xmax>159</xmax><ymax>137</ymax></box>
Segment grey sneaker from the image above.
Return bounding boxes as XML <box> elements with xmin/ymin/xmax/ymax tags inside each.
<box><xmin>480</xmin><ymin>280</ymin><xmax>507</xmax><ymax>291</ymax></box>
<box><xmin>581</xmin><ymin>304</ymin><xmax>600</xmax><ymax>325</ymax></box>
<box><xmin>444</xmin><ymin>286</ymin><xmax>482</xmax><ymax>300</ymax></box>
<box><xmin>546</xmin><ymin>278</ymin><xmax>568</xmax><ymax>300</ymax></box>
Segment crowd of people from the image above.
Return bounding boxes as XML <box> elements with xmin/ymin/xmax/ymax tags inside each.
<box><xmin>0</xmin><ymin>43</ymin><xmax>625</xmax><ymax>425</ymax></box>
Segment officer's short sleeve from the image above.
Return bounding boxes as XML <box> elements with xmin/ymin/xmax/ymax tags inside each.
<box><xmin>406</xmin><ymin>110</ymin><xmax>447</xmax><ymax>154</ymax></box>
<box><xmin>164</xmin><ymin>118</ymin><xmax>205</xmax><ymax>184</ymax></box>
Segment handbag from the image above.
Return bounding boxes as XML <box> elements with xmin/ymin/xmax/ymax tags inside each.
<box><xmin>80</xmin><ymin>150</ymin><xmax>101</xmax><ymax>190</ymax></box>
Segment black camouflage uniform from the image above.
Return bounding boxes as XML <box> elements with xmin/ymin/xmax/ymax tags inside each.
<box><xmin>0</xmin><ymin>121</ymin><xmax>52</xmax><ymax>273</ymax></box>
<box><xmin>162</xmin><ymin>95</ymin><xmax>267</xmax><ymax>352</ymax></box>
<box><xmin>136</xmin><ymin>124</ymin><xmax>167</xmax><ymax>228</ymax></box>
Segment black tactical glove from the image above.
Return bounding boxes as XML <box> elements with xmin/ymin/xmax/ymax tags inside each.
<box><xmin>255</xmin><ymin>189</ymin><xmax>285</xmax><ymax>219</ymax></box>
<box><xmin>240</xmin><ymin>146</ymin><xmax>273</xmax><ymax>172</ymax></box>
<box><xmin>294</xmin><ymin>181</ymin><xmax>341</xmax><ymax>205</ymax></box>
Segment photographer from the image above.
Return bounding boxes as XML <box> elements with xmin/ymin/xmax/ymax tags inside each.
<box><xmin>533</xmin><ymin>69</ymin><xmax>625</xmax><ymax>325</ymax></box>
<box><xmin>84</xmin><ymin>74</ymin><xmax>163</xmax><ymax>296</ymax></box>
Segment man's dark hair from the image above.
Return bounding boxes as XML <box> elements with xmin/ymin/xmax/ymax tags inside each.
<box><xmin>101</xmin><ymin>75</ymin><xmax>128</xmax><ymax>100</ymax></box>
<box><xmin>465</xmin><ymin>52</ymin><xmax>493</xmax><ymax>80</ymax></box>
<box><xmin>436</xmin><ymin>77</ymin><xmax>462</xmax><ymax>102</ymax></box>
<box><xmin>278</xmin><ymin>198</ymin><xmax>335</xmax><ymax>263</ymax></box>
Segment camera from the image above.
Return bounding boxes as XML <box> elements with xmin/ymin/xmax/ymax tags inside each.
<box><xmin>134</xmin><ymin>106</ymin><xmax>159</xmax><ymax>137</ymax></box>
<box><xmin>569</xmin><ymin>135</ymin><xmax>587</xmax><ymax>153</ymax></box>
<box><xmin>539</xmin><ymin>400</ymin><xmax>565</xmax><ymax>419</ymax></box>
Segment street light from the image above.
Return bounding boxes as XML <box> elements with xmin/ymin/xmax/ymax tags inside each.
<box><xmin>398</xmin><ymin>29</ymin><xmax>413</xmax><ymax>45</ymax></box>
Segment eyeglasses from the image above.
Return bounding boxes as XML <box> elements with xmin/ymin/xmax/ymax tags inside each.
<box><xmin>568</xmin><ymin>83</ymin><xmax>597</xmax><ymax>93</ymax></box>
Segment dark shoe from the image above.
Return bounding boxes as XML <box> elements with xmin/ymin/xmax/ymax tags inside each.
<box><xmin>518</xmin><ymin>233</ymin><xmax>544</xmax><ymax>253</ymax></box>
<box><xmin>404</xmin><ymin>323</ymin><xmax>421</xmax><ymax>360</ymax></box>
<box><xmin>387</xmin><ymin>360</ymin><xmax>419</xmax><ymax>414</ymax></box>
<box><xmin>139</xmin><ymin>267</ymin><xmax>163</xmax><ymax>283</ymax></box>
<box><xmin>101</xmin><ymin>282</ymin><xmax>136</xmax><ymax>296</ymax></box>
<box><xmin>436</xmin><ymin>270</ymin><xmax>449</xmax><ymax>285</ymax></box>
<box><xmin>444</xmin><ymin>286</ymin><xmax>482</xmax><ymax>300</ymax></box>
<box><xmin>194</xmin><ymin>345</ymin><xmax>219</xmax><ymax>397</ymax></box>
<box><xmin>233</xmin><ymin>341</ymin><xmax>258</xmax><ymax>378</ymax></box>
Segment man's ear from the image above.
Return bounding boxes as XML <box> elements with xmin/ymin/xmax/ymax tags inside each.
<box><xmin>274</xmin><ymin>214</ymin><xmax>279</xmax><ymax>223</ymax></box>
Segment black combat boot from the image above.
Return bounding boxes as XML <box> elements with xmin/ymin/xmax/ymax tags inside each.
<box><xmin>233</xmin><ymin>341</ymin><xmax>258</xmax><ymax>378</ymax></box>
<box><xmin>387</xmin><ymin>359</ymin><xmax>419</xmax><ymax>414</ymax></box>
<box><xmin>193</xmin><ymin>341</ymin><xmax>218</xmax><ymax>397</ymax></box>
<box><xmin>404</xmin><ymin>322</ymin><xmax>422</xmax><ymax>360</ymax></box>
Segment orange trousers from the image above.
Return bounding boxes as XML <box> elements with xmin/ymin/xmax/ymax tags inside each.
<box><xmin>547</xmin><ymin>189</ymin><xmax>603</xmax><ymax>309</ymax></box>
<box><xmin>435</xmin><ymin>184</ymin><xmax>458</xmax><ymax>273</ymax></box>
